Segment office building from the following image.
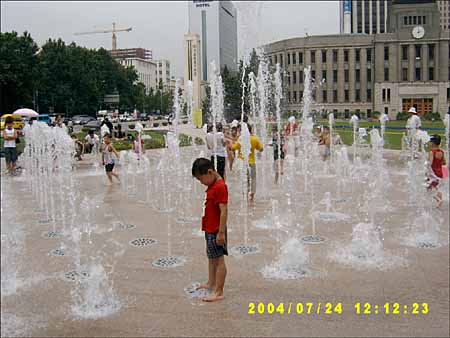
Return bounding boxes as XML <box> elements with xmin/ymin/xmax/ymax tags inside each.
<box><xmin>267</xmin><ymin>0</ymin><xmax>449</xmax><ymax>119</ymax></box>
<box><xmin>184</xmin><ymin>33</ymin><xmax>203</xmax><ymax>110</ymax></box>
<box><xmin>154</xmin><ymin>60</ymin><xmax>171</xmax><ymax>88</ymax></box>
<box><xmin>188</xmin><ymin>0</ymin><xmax>238</xmax><ymax>81</ymax></box>
<box><xmin>438</xmin><ymin>0</ymin><xmax>450</xmax><ymax>30</ymax></box>
<box><xmin>119</xmin><ymin>58</ymin><xmax>157</xmax><ymax>94</ymax></box>
<box><xmin>110</xmin><ymin>48</ymin><xmax>152</xmax><ymax>60</ymax></box>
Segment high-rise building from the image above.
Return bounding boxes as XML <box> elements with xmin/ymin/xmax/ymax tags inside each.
<box><xmin>154</xmin><ymin>60</ymin><xmax>171</xmax><ymax>88</ymax></box>
<box><xmin>119</xmin><ymin>58</ymin><xmax>157</xmax><ymax>94</ymax></box>
<box><xmin>340</xmin><ymin>0</ymin><xmax>393</xmax><ymax>34</ymax></box>
<box><xmin>188</xmin><ymin>0</ymin><xmax>238</xmax><ymax>81</ymax></box>
<box><xmin>110</xmin><ymin>48</ymin><xmax>152</xmax><ymax>60</ymax></box>
<box><xmin>184</xmin><ymin>33</ymin><xmax>203</xmax><ymax>110</ymax></box>
<box><xmin>437</xmin><ymin>0</ymin><xmax>450</xmax><ymax>30</ymax></box>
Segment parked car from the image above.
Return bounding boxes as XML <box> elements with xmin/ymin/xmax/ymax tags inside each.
<box><xmin>84</xmin><ymin>120</ymin><xmax>102</xmax><ymax>130</ymax></box>
<box><xmin>72</xmin><ymin>115</ymin><xmax>96</xmax><ymax>125</ymax></box>
<box><xmin>37</xmin><ymin>114</ymin><xmax>52</xmax><ymax>125</ymax></box>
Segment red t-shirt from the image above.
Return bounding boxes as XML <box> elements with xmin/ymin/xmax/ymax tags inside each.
<box><xmin>431</xmin><ymin>148</ymin><xmax>444</xmax><ymax>178</ymax></box>
<box><xmin>202</xmin><ymin>178</ymin><xmax>228</xmax><ymax>233</ymax></box>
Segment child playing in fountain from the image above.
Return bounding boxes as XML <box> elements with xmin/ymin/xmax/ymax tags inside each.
<box><xmin>270</xmin><ymin>125</ymin><xmax>285</xmax><ymax>184</ymax></box>
<box><xmin>102</xmin><ymin>134</ymin><xmax>120</xmax><ymax>185</ymax></box>
<box><xmin>318</xmin><ymin>126</ymin><xmax>331</xmax><ymax>161</ymax></box>
<box><xmin>192</xmin><ymin>158</ymin><xmax>228</xmax><ymax>302</ymax></box>
<box><xmin>426</xmin><ymin>134</ymin><xmax>446</xmax><ymax>208</ymax></box>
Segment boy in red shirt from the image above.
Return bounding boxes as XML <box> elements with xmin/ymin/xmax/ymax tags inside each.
<box><xmin>192</xmin><ymin>158</ymin><xmax>228</xmax><ymax>302</ymax></box>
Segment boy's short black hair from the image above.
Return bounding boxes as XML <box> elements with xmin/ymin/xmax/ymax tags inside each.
<box><xmin>430</xmin><ymin>134</ymin><xmax>441</xmax><ymax>146</ymax></box>
<box><xmin>192</xmin><ymin>158</ymin><xmax>214</xmax><ymax>176</ymax></box>
<box><xmin>5</xmin><ymin>116</ymin><xmax>14</xmax><ymax>124</ymax></box>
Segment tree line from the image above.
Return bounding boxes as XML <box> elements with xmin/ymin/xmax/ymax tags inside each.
<box><xmin>0</xmin><ymin>31</ymin><xmax>173</xmax><ymax>116</ymax></box>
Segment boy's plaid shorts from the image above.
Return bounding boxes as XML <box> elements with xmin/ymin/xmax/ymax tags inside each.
<box><xmin>205</xmin><ymin>230</ymin><xmax>228</xmax><ymax>259</ymax></box>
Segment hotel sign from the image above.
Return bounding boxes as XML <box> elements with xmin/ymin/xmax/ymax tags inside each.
<box><xmin>193</xmin><ymin>0</ymin><xmax>213</xmax><ymax>8</ymax></box>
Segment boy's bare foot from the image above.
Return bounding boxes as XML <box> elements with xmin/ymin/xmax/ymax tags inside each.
<box><xmin>197</xmin><ymin>283</ymin><xmax>214</xmax><ymax>290</ymax></box>
<box><xmin>202</xmin><ymin>293</ymin><xmax>224</xmax><ymax>302</ymax></box>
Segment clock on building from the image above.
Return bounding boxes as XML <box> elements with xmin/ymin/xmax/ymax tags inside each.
<box><xmin>412</xmin><ymin>25</ymin><xmax>425</xmax><ymax>39</ymax></box>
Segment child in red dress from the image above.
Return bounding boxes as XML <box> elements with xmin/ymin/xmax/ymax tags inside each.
<box><xmin>427</xmin><ymin>135</ymin><xmax>446</xmax><ymax>208</ymax></box>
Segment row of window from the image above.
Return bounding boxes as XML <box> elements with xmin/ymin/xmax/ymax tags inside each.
<box><xmin>403</xmin><ymin>15</ymin><xmax>426</xmax><ymax>26</ymax></box>
<box><xmin>287</xmin><ymin>68</ymin><xmax>373</xmax><ymax>84</ymax></box>
<box><xmin>276</xmin><ymin>48</ymin><xmax>374</xmax><ymax>67</ymax></box>
<box><xmin>401</xmin><ymin>44</ymin><xmax>435</xmax><ymax>61</ymax></box>
<box><xmin>287</xmin><ymin>89</ymin><xmax>372</xmax><ymax>103</ymax></box>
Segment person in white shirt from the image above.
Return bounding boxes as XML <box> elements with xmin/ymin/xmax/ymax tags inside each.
<box><xmin>84</xmin><ymin>129</ymin><xmax>99</xmax><ymax>153</ymax></box>
<box><xmin>2</xmin><ymin>116</ymin><xmax>18</xmax><ymax>175</ymax></box>
<box><xmin>406</xmin><ymin>107</ymin><xmax>422</xmax><ymax>130</ymax></box>
<box><xmin>205</xmin><ymin>122</ymin><xmax>227</xmax><ymax>179</ymax></box>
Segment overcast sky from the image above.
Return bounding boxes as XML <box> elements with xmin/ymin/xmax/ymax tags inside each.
<box><xmin>1</xmin><ymin>1</ymin><xmax>339</xmax><ymax>77</ymax></box>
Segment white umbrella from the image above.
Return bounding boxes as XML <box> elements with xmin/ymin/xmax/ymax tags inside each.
<box><xmin>12</xmin><ymin>108</ymin><xmax>39</xmax><ymax>118</ymax></box>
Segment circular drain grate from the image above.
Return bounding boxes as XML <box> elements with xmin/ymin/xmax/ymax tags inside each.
<box><xmin>301</xmin><ymin>235</ymin><xmax>326</xmax><ymax>244</ymax></box>
<box><xmin>152</xmin><ymin>256</ymin><xmax>186</xmax><ymax>268</ymax></box>
<box><xmin>230</xmin><ymin>244</ymin><xmax>260</xmax><ymax>255</ymax></box>
<box><xmin>184</xmin><ymin>282</ymin><xmax>213</xmax><ymax>298</ymax></box>
<box><xmin>129</xmin><ymin>238</ymin><xmax>157</xmax><ymax>247</ymax></box>
<box><xmin>49</xmin><ymin>248</ymin><xmax>65</xmax><ymax>256</ymax></box>
<box><xmin>42</xmin><ymin>230</ymin><xmax>62</xmax><ymax>238</ymax></box>
<box><xmin>418</xmin><ymin>242</ymin><xmax>437</xmax><ymax>249</ymax></box>
<box><xmin>64</xmin><ymin>270</ymin><xmax>89</xmax><ymax>282</ymax></box>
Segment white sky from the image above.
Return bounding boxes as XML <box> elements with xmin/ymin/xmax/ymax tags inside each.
<box><xmin>1</xmin><ymin>1</ymin><xmax>339</xmax><ymax>77</ymax></box>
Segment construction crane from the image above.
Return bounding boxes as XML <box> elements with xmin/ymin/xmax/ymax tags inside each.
<box><xmin>74</xmin><ymin>22</ymin><xmax>132</xmax><ymax>51</ymax></box>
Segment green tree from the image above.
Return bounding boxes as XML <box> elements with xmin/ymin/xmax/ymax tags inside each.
<box><xmin>0</xmin><ymin>31</ymin><xmax>38</xmax><ymax>114</ymax></box>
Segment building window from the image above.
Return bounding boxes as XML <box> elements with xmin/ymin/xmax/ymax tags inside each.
<box><xmin>299</xmin><ymin>91</ymin><xmax>303</xmax><ymax>101</ymax></box>
<box><xmin>366</xmin><ymin>49</ymin><xmax>372</xmax><ymax>62</ymax></box>
<box><xmin>333</xmin><ymin>90</ymin><xmax>338</xmax><ymax>103</ymax></box>
<box><xmin>355</xmin><ymin>49</ymin><xmax>360</xmax><ymax>63</ymax></box>
<box><xmin>274</xmin><ymin>55</ymin><xmax>278</xmax><ymax>64</ymax></box>
<box><xmin>287</xmin><ymin>53</ymin><xmax>291</xmax><ymax>65</ymax></box>
<box><xmin>367</xmin><ymin>68</ymin><xmax>372</xmax><ymax>82</ymax></box>
<box><xmin>413</xmin><ymin>16</ymin><xmax>417</xmax><ymax>25</ymax></box>
<box><xmin>344</xmin><ymin>50</ymin><xmax>349</xmax><ymax>63</ymax></box>
<box><xmin>344</xmin><ymin>90</ymin><xmax>349</xmax><ymax>102</ymax></box>
<box><xmin>402</xmin><ymin>45</ymin><xmax>408</xmax><ymax>60</ymax></box>
<box><xmin>322</xmin><ymin>70</ymin><xmax>327</xmax><ymax>82</ymax></box>
<box><xmin>299</xmin><ymin>71</ymin><xmax>303</xmax><ymax>83</ymax></box>
<box><xmin>415</xmin><ymin>45</ymin><xmax>421</xmax><ymax>59</ymax></box>
<box><xmin>311</xmin><ymin>70</ymin><xmax>316</xmax><ymax>80</ymax></box>
<box><xmin>408</xmin><ymin>16</ymin><xmax>412</xmax><ymax>25</ymax></box>
<box><xmin>418</xmin><ymin>16</ymin><xmax>422</xmax><ymax>25</ymax></box>
<box><xmin>287</xmin><ymin>91</ymin><xmax>291</xmax><ymax>103</ymax></box>
<box><xmin>384</xmin><ymin>46</ymin><xmax>389</xmax><ymax>61</ymax></box>
<box><xmin>311</xmin><ymin>51</ymin><xmax>315</xmax><ymax>64</ymax></box>
<box><xmin>288</xmin><ymin>73</ymin><xmax>291</xmax><ymax>85</ymax></box>
<box><xmin>367</xmin><ymin>89</ymin><xmax>372</xmax><ymax>101</ymax></box>
<box><xmin>387</xmin><ymin>88</ymin><xmax>391</xmax><ymax>102</ymax></box>
<box><xmin>402</xmin><ymin>68</ymin><xmax>408</xmax><ymax>81</ymax></box>
<box><xmin>415</xmin><ymin>67</ymin><xmax>421</xmax><ymax>81</ymax></box>
<box><xmin>423</xmin><ymin>16</ymin><xmax>426</xmax><ymax>25</ymax></box>
<box><xmin>344</xmin><ymin>69</ymin><xmax>349</xmax><ymax>82</ymax></box>
<box><xmin>356</xmin><ymin>90</ymin><xmax>360</xmax><ymax>102</ymax></box>
<box><xmin>428</xmin><ymin>44</ymin><xmax>434</xmax><ymax>60</ymax></box>
<box><xmin>299</xmin><ymin>52</ymin><xmax>303</xmax><ymax>64</ymax></box>
<box><xmin>356</xmin><ymin>69</ymin><xmax>360</xmax><ymax>83</ymax></box>
<box><xmin>344</xmin><ymin>109</ymin><xmax>350</xmax><ymax>118</ymax></box>
<box><xmin>403</xmin><ymin>16</ymin><xmax>408</xmax><ymax>26</ymax></box>
<box><xmin>367</xmin><ymin>109</ymin><xmax>372</xmax><ymax>118</ymax></box>
<box><xmin>384</xmin><ymin>68</ymin><xmax>389</xmax><ymax>81</ymax></box>
<box><xmin>293</xmin><ymin>91</ymin><xmax>297</xmax><ymax>103</ymax></box>
<box><xmin>293</xmin><ymin>71</ymin><xmax>297</xmax><ymax>84</ymax></box>
<box><xmin>333</xmin><ymin>50</ymin><xmax>338</xmax><ymax>63</ymax></box>
<box><xmin>382</xmin><ymin>88</ymin><xmax>386</xmax><ymax>102</ymax></box>
<box><xmin>322</xmin><ymin>50</ymin><xmax>327</xmax><ymax>63</ymax></box>
<box><xmin>293</xmin><ymin>53</ymin><xmax>296</xmax><ymax>65</ymax></box>
<box><xmin>428</xmin><ymin>67</ymin><xmax>434</xmax><ymax>81</ymax></box>
<box><xmin>312</xmin><ymin>90</ymin><xmax>316</xmax><ymax>101</ymax></box>
<box><xmin>333</xmin><ymin>70</ymin><xmax>338</xmax><ymax>83</ymax></box>
<box><xmin>323</xmin><ymin>90</ymin><xmax>327</xmax><ymax>103</ymax></box>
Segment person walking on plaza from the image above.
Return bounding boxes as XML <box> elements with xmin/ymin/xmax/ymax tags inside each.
<box><xmin>2</xmin><ymin>116</ymin><xmax>19</xmax><ymax>175</ymax></box>
<box><xmin>206</xmin><ymin>122</ymin><xmax>227</xmax><ymax>179</ymax></box>
<box><xmin>192</xmin><ymin>158</ymin><xmax>228</xmax><ymax>302</ymax></box>
<box><xmin>231</xmin><ymin>124</ymin><xmax>264</xmax><ymax>202</ymax></box>
<box><xmin>101</xmin><ymin>134</ymin><xmax>120</xmax><ymax>185</ymax></box>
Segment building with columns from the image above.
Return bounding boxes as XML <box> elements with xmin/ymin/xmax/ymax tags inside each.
<box><xmin>267</xmin><ymin>0</ymin><xmax>449</xmax><ymax>119</ymax></box>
